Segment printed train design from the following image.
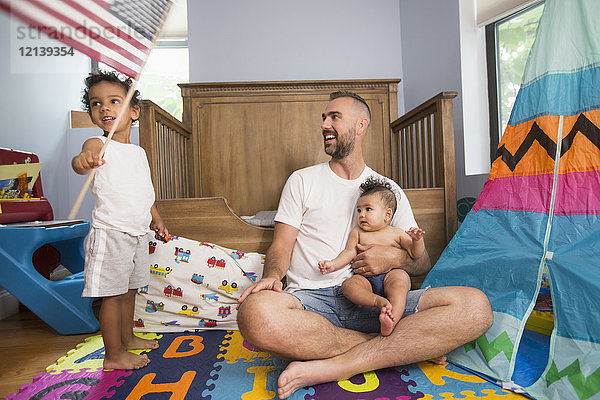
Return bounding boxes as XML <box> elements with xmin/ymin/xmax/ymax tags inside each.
<box><xmin>136</xmin><ymin>239</ymin><xmax>263</xmax><ymax>331</ymax></box>
<box><xmin>175</xmin><ymin>247</ymin><xmax>191</xmax><ymax>264</ymax></box>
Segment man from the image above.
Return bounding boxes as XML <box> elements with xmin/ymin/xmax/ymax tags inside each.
<box><xmin>237</xmin><ymin>91</ymin><xmax>492</xmax><ymax>399</ymax></box>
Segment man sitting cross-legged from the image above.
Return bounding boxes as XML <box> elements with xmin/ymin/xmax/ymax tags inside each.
<box><xmin>237</xmin><ymin>90</ymin><xmax>493</xmax><ymax>399</ymax></box>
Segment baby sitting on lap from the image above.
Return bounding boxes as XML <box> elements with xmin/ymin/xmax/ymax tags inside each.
<box><xmin>319</xmin><ymin>176</ymin><xmax>425</xmax><ymax>336</ymax></box>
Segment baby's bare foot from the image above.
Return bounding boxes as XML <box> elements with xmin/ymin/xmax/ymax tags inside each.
<box><xmin>379</xmin><ymin>304</ymin><xmax>396</xmax><ymax>336</ymax></box>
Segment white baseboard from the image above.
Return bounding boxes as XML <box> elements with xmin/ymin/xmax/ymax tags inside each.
<box><xmin>0</xmin><ymin>290</ymin><xmax>19</xmax><ymax>320</ymax></box>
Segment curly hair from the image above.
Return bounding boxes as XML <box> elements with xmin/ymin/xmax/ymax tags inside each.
<box><xmin>81</xmin><ymin>70</ymin><xmax>141</xmax><ymax>122</ymax></box>
<box><xmin>359</xmin><ymin>176</ymin><xmax>398</xmax><ymax>214</ymax></box>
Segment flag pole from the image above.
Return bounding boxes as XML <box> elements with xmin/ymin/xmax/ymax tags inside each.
<box><xmin>67</xmin><ymin>2</ymin><xmax>173</xmax><ymax>220</ymax></box>
<box><xmin>68</xmin><ymin>83</ymin><xmax>139</xmax><ymax>220</ymax></box>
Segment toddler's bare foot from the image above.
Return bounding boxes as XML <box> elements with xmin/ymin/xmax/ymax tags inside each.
<box><xmin>379</xmin><ymin>304</ymin><xmax>396</xmax><ymax>336</ymax></box>
<box><xmin>104</xmin><ymin>351</ymin><xmax>150</xmax><ymax>370</ymax></box>
<box><xmin>124</xmin><ymin>334</ymin><xmax>159</xmax><ymax>350</ymax></box>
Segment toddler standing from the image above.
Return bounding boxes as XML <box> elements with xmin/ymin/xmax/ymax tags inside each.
<box><xmin>72</xmin><ymin>71</ymin><xmax>168</xmax><ymax>369</ymax></box>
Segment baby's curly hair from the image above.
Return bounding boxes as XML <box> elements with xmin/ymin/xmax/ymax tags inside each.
<box><xmin>359</xmin><ymin>176</ymin><xmax>398</xmax><ymax>214</ymax></box>
<box><xmin>81</xmin><ymin>70</ymin><xmax>141</xmax><ymax>122</ymax></box>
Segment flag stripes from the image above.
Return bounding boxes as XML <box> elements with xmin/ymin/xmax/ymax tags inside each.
<box><xmin>0</xmin><ymin>0</ymin><xmax>171</xmax><ymax>78</ymax></box>
<box><xmin>109</xmin><ymin>0</ymin><xmax>169</xmax><ymax>41</ymax></box>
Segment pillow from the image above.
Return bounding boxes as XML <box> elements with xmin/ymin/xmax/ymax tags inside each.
<box><xmin>133</xmin><ymin>235</ymin><xmax>264</xmax><ymax>333</ymax></box>
<box><xmin>241</xmin><ymin>210</ymin><xmax>277</xmax><ymax>227</ymax></box>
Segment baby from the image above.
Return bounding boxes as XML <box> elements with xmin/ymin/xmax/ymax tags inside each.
<box><xmin>319</xmin><ymin>177</ymin><xmax>425</xmax><ymax>336</ymax></box>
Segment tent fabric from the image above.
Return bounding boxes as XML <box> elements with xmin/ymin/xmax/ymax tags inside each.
<box><xmin>423</xmin><ymin>0</ymin><xmax>600</xmax><ymax>398</ymax></box>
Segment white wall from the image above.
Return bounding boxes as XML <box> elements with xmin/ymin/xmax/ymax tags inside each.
<box><xmin>400</xmin><ymin>0</ymin><xmax>461</xmax><ymax>111</ymax></box>
<box><xmin>459</xmin><ymin>0</ymin><xmax>492</xmax><ymax>177</ymax></box>
<box><xmin>188</xmin><ymin>0</ymin><xmax>489</xmax><ymax>200</ymax></box>
<box><xmin>0</xmin><ymin>1</ymin><xmax>493</xmax><ymax>219</ymax></box>
<box><xmin>0</xmin><ymin>12</ymin><xmax>90</xmax><ymax>219</ymax></box>
<box><xmin>399</xmin><ymin>0</ymin><xmax>488</xmax><ymax>200</ymax></box>
<box><xmin>188</xmin><ymin>0</ymin><xmax>406</xmax><ymax>111</ymax></box>
<box><xmin>0</xmin><ymin>2</ymin><xmax>494</xmax><ymax>224</ymax></box>
<box><xmin>0</xmin><ymin>12</ymin><xmax>90</xmax><ymax>317</ymax></box>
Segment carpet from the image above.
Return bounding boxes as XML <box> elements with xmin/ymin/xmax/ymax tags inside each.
<box><xmin>6</xmin><ymin>330</ymin><xmax>530</xmax><ymax>400</ymax></box>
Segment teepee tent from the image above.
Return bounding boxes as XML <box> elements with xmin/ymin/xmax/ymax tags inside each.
<box><xmin>423</xmin><ymin>0</ymin><xmax>600</xmax><ymax>398</ymax></box>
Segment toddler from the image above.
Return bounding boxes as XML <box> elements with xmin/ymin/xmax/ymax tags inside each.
<box><xmin>72</xmin><ymin>71</ymin><xmax>168</xmax><ymax>369</ymax></box>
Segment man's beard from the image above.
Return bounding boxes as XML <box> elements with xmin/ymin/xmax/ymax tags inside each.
<box><xmin>324</xmin><ymin>129</ymin><xmax>356</xmax><ymax>159</ymax></box>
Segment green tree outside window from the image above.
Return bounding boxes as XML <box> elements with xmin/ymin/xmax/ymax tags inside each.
<box><xmin>497</xmin><ymin>3</ymin><xmax>544</xmax><ymax>137</ymax></box>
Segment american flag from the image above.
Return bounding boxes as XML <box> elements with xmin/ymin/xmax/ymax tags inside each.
<box><xmin>0</xmin><ymin>0</ymin><xmax>172</xmax><ymax>78</ymax></box>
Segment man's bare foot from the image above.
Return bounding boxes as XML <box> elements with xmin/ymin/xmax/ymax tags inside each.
<box><xmin>124</xmin><ymin>334</ymin><xmax>159</xmax><ymax>350</ymax></box>
<box><xmin>277</xmin><ymin>359</ymin><xmax>341</xmax><ymax>399</ymax></box>
<box><xmin>428</xmin><ymin>355</ymin><xmax>447</xmax><ymax>365</ymax></box>
<box><xmin>379</xmin><ymin>304</ymin><xmax>396</xmax><ymax>336</ymax></box>
<box><xmin>104</xmin><ymin>351</ymin><xmax>150</xmax><ymax>370</ymax></box>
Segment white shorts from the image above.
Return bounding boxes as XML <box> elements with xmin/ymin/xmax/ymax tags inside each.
<box><xmin>82</xmin><ymin>227</ymin><xmax>151</xmax><ymax>298</ymax></box>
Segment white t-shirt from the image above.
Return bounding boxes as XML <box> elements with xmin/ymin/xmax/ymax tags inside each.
<box><xmin>91</xmin><ymin>136</ymin><xmax>155</xmax><ymax>235</ymax></box>
<box><xmin>275</xmin><ymin>162</ymin><xmax>417</xmax><ymax>292</ymax></box>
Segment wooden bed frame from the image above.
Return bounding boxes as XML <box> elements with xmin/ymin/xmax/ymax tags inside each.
<box><xmin>139</xmin><ymin>80</ymin><xmax>457</xmax><ymax>288</ymax></box>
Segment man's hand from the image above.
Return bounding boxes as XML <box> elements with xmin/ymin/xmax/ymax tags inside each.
<box><xmin>237</xmin><ymin>277</ymin><xmax>283</xmax><ymax>305</ymax></box>
<box><xmin>352</xmin><ymin>243</ymin><xmax>432</xmax><ymax>276</ymax></box>
<box><xmin>237</xmin><ymin>222</ymin><xmax>297</xmax><ymax>307</ymax></box>
<box><xmin>352</xmin><ymin>243</ymin><xmax>408</xmax><ymax>276</ymax></box>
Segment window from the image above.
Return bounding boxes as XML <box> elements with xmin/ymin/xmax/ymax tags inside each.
<box><xmin>131</xmin><ymin>42</ymin><xmax>188</xmax><ymax>120</ymax></box>
<box><xmin>486</xmin><ymin>2</ymin><xmax>544</xmax><ymax>156</ymax></box>
<box><xmin>93</xmin><ymin>42</ymin><xmax>188</xmax><ymax>121</ymax></box>
<box><xmin>91</xmin><ymin>0</ymin><xmax>188</xmax><ymax>120</ymax></box>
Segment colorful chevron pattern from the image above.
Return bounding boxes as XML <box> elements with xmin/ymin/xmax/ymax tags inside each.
<box><xmin>424</xmin><ymin>0</ymin><xmax>600</xmax><ymax>399</ymax></box>
<box><xmin>546</xmin><ymin>360</ymin><xmax>600</xmax><ymax>400</ymax></box>
<box><xmin>465</xmin><ymin>331</ymin><xmax>514</xmax><ymax>363</ymax></box>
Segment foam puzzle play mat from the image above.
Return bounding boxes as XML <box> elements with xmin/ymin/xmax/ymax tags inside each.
<box><xmin>6</xmin><ymin>234</ymin><xmax>532</xmax><ymax>399</ymax></box>
<box><xmin>5</xmin><ymin>206</ymin><xmax>558</xmax><ymax>399</ymax></box>
<box><xmin>7</xmin><ymin>330</ymin><xmax>531</xmax><ymax>400</ymax></box>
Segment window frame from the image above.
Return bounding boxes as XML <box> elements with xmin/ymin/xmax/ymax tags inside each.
<box><xmin>90</xmin><ymin>38</ymin><xmax>188</xmax><ymax>74</ymax></box>
<box><xmin>485</xmin><ymin>1</ymin><xmax>544</xmax><ymax>162</ymax></box>
<box><xmin>89</xmin><ymin>39</ymin><xmax>189</xmax><ymax>120</ymax></box>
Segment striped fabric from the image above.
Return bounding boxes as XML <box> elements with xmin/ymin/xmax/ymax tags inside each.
<box><xmin>424</xmin><ymin>0</ymin><xmax>600</xmax><ymax>399</ymax></box>
<box><xmin>0</xmin><ymin>0</ymin><xmax>171</xmax><ymax>77</ymax></box>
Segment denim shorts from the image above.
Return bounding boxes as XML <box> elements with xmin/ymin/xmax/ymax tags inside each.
<box><xmin>365</xmin><ymin>273</ymin><xmax>386</xmax><ymax>295</ymax></box>
<box><xmin>289</xmin><ymin>285</ymin><xmax>429</xmax><ymax>334</ymax></box>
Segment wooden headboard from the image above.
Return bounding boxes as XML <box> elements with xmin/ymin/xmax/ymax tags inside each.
<box><xmin>140</xmin><ymin>80</ymin><xmax>457</xmax><ymax>288</ymax></box>
<box><xmin>156</xmin><ymin>197</ymin><xmax>273</xmax><ymax>254</ymax></box>
<box><xmin>178</xmin><ymin>79</ymin><xmax>401</xmax><ymax>216</ymax></box>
